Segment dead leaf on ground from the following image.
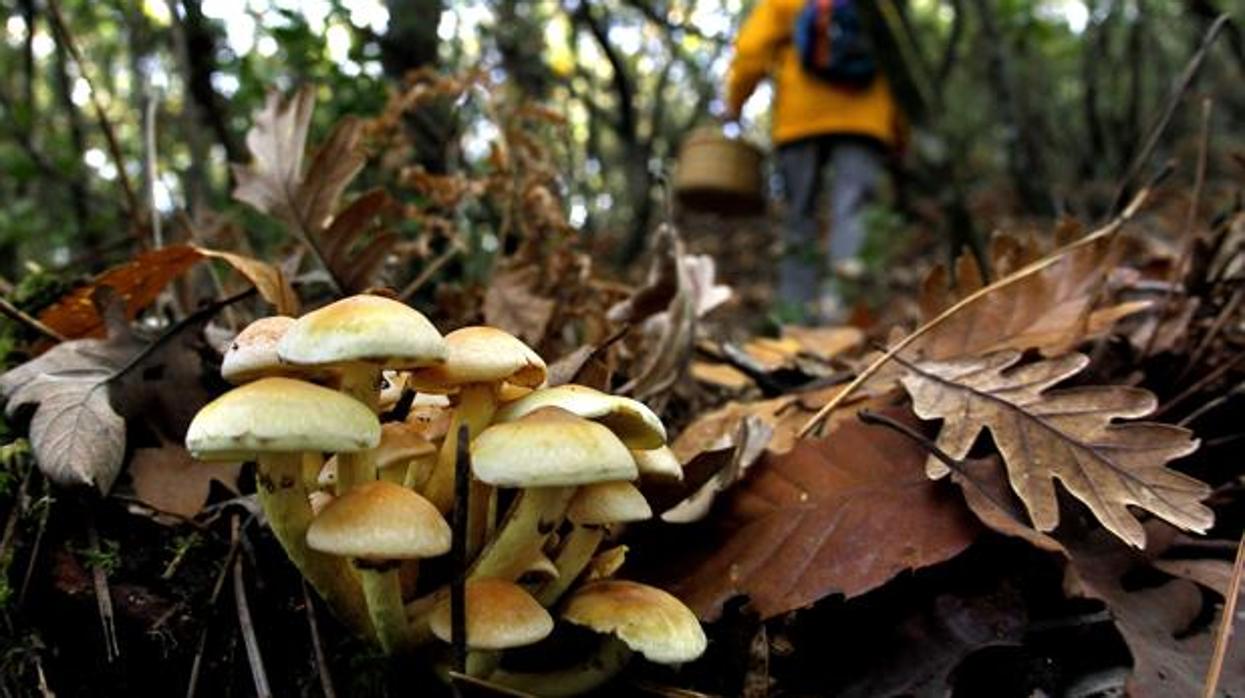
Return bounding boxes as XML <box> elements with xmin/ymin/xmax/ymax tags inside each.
<box><xmin>128</xmin><ymin>443</ymin><xmax>240</xmax><ymax>520</ymax></box>
<box><xmin>665</xmin><ymin>407</ymin><xmax>981</xmax><ymax>620</ymax></box>
<box><xmin>38</xmin><ymin>244</ymin><xmax>299</xmax><ymax>339</ymax></box>
<box><xmin>1067</xmin><ymin>531</ymin><xmax>1245</xmax><ymax>698</ymax></box>
<box><xmin>0</xmin><ymin>326</ymin><xmax>139</xmax><ymax>492</ymax></box>
<box><xmin>951</xmin><ymin>456</ymin><xmax>1066</xmax><ymax>554</ymax></box>
<box><xmin>912</xmin><ymin>234</ymin><xmax>1148</xmax><ymax>360</ymax></box>
<box><xmin>618</xmin><ymin>224</ymin><xmax>697</xmax><ymax>400</ymax></box>
<box><xmin>660</xmin><ymin>416</ymin><xmax>772</xmax><ymax>523</ymax></box>
<box><xmin>483</xmin><ymin>265</ymin><xmax>556</xmax><ymax>346</ymax></box>
<box><xmin>232</xmin><ymin>87</ymin><xmax>398</xmax><ymax>294</ymax></box>
<box><xmin>901</xmin><ymin>350</ymin><xmax>1212</xmax><ymax>548</ymax></box>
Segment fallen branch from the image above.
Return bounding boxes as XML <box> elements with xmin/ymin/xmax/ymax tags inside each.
<box><xmin>1202</xmin><ymin>529</ymin><xmax>1245</xmax><ymax>698</ymax></box>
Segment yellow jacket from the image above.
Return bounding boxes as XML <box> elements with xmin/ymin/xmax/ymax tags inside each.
<box><xmin>727</xmin><ymin>0</ymin><xmax>901</xmax><ymax>147</ymax></box>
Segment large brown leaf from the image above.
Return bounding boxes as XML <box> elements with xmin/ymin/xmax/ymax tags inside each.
<box><xmin>482</xmin><ymin>265</ymin><xmax>556</xmax><ymax>346</ymax></box>
<box><xmin>665</xmin><ymin>408</ymin><xmax>980</xmax><ymax>620</ymax></box>
<box><xmin>912</xmin><ymin>234</ymin><xmax>1147</xmax><ymax>359</ymax></box>
<box><xmin>128</xmin><ymin>443</ymin><xmax>240</xmax><ymax>520</ymax></box>
<box><xmin>901</xmin><ymin>350</ymin><xmax>1212</xmax><ymax>548</ymax></box>
<box><xmin>232</xmin><ymin>88</ymin><xmax>397</xmax><ymax>294</ymax></box>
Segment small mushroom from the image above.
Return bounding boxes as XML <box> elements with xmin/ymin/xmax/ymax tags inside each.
<box><xmin>428</xmin><ymin>578</ymin><xmax>553</xmax><ymax>677</ymax></box>
<box><xmin>493</xmin><ymin>384</ymin><xmax>667</xmax><ymax>449</ymax></box>
<box><xmin>307</xmin><ymin>481</ymin><xmax>450</xmax><ymax>654</ymax></box>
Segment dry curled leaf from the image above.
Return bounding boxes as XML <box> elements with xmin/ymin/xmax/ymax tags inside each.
<box><xmin>232</xmin><ymin>88</ymin><xmax>397</xmax><ymax>294</ymax></box>
<box><xmin>912</xmin><ymin>234</ymin><xmax>1147</xmax><ymax>360</ymax></box>
<box><xmin>901</xmin><ymin>350</ymin><xmax>1212</xmax><ymax>548</ymax></box>
<box><xmin>666</xmin><ymin>408</ymin><xmax>980</xmax><ymax>620</ymax></box>
<box><xmin>38</xmin><ymin>244</ymin><xmax>298</xmax><ymax>338</ymax></box>
<box><xmin>483</xmin><ymin>265</ymin><xmax>556</xmax><ymax>346</ymax></box>
<box><xmin>618</xmin><ymin>224</ymin><xmax>697</xmax><ymax>400</ymax></box>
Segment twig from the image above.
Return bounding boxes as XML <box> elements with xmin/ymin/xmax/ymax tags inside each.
<box><xmin>1178</xmin><ymin>376</ymin><xmax>1245</xmax><ymax>427</ymax></box>
<box><xmin>85</xmin><ymin>509</ymin><xmax>121</xmax><ymax>662</ymax></box>
<box><xmin>1202</xmin><ymin>528</ymin><xmax>1245</xmax><ymax>698</ymax></box>
<box><xmin>44</xmin><ymin>0</ymin><xmax>144</xmax><ymax>235</ymax></box>
<box><xmin>185</xmin><ymin>512</ymin><xmax>249</xmax><ymax>698</ymax></box>
<box><xmin>17</xmin><ymin>474</ymin><xmax>50</xmax><ymax>610</ymax></box>
<box><xmin>144</xmin><ymin>90</ymin><xmax>163</xmax><ymax>248</ymax></box>
<box><xmin>398</xmin><ymin>241</ymin><xmax>463</xmax><ymax>301</ymax></box>
<box><xmin>451</xmin><ymin>424</ymin><xmax>471</xmax><ymax>677</ymax></box>
<box><xmin>0</xmin><ymin>297</ymin><xmax>67</xmax><ymax>343</ymax></box>
<box><xmin>302</xmin><ymin>581</ymin><xmax>337</xmax><ymax>698</ymax></box>
<box><xmin>1154</xmin><ymin>350</ymin><xmax>1245</xmax><ymax>418</ymax></box>
<box><xmin>1110</xmin><ymin>14</ymin><xmax>1228</xmax><ymax>215</ymax></box>
<box><xmin>798</xmin><ymin>181</ymin><xmax>1158</xmax><ymax>439</ymax></box>
<box><xmin>1145</xmin><ymin>98</ymin><xmax>1213</xmax><ymax>358</ymax></box>
<box><xmin>231</xmin><ymin>516</ymin><xmax>272</xmax><ymax>698</ymax></box>
<box><xmin>1182</xmin><ymin>285</ymin><xmax>1245</xmax><ymax>380</ymax></box>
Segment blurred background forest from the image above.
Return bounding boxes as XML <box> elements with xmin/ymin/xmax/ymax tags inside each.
<box><xmin>3</xmin><ymin>0</ymin><xmax>1245</xmax><ymax>298</ymax></box>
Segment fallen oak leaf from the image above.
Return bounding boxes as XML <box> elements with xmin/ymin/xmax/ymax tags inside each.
<box><xmin>663</xmin><ymin>407</ymin><xmax>981</xmax><ymax>620</ymax></box>
<box><xmin>483</xmin><ymin>265</ymin><xmax>556</xmax><ymax>347</ymax></box>
<box><xmin>900</xmin><ymin>350</ymin><xmax>1212</xmax><ymax>549</ymax></box>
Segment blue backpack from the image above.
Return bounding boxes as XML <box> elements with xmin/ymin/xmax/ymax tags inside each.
<box><xmin>793</xmin><ymin>0</ymin><xmax>877</xmax><ymax>88</ymax></box>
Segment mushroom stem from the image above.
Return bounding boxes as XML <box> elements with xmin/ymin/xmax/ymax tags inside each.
<box><xmin>466</xmin><ymin>650</ymin><xmax>500</xmax><ymax>678</ymax></box>
<box><xmin>470</xmin><ymin>486</ymin><xmax>574</xmax><ymax>581</ymax></box>
<box><xmin>336</xmin><ymin>364</ymin><xmax>382</xmax><ymax>492</ymax></box>
<box><xmin>255</xmin><ymin>453</ymin><xmax>369</xmax><ymax>636</ymax></box>
<box><xmin>424</xmin><ymin>383</ymin><xmax>496</xmax><ymax>512</ymax></box>
<box><xmin>486</xmin><ymin>636</ymin><xmax>634</xmax><ymax>696</ymax></box>
<box><xmin>359</xmin><ymin>561</ymin><xmax>415</xmax><ymax>655</ymax></box>
<box><xmin>535</xmin><ymin>525</ymin><xmax>606</xmax><ymax>606</ymax></box>
<box><xmin>300</xmin><ymin>452</ymin><xmax>323</xmax><ymax>491</ymax></box>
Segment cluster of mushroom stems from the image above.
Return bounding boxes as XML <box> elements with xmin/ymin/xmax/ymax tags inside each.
<box><xmin>185</xmin><ymin>295</ymin><xmax>705</xmax><ymax>694</ymax></box>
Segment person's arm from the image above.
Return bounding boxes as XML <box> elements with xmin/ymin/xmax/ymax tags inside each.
<box><xmin>725</xmin><ymin>0</ymin><xmax>786</xmax><ymax>119</ymax></box>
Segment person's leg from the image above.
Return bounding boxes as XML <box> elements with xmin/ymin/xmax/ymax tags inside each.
<box><xmin>827</xmin><ymin>137</ymin><xmax>885</xmax><ymax>267</ymax></box>
<box><xmin>775</xmin><ymin>138</ymin><xmax>827</xmax><ymax>321</ymax></box>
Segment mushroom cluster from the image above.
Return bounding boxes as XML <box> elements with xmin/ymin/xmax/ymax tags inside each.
<box><xmin>185</xmin><ymin>294</ymin><xmax>705</xmax><ymax>693</ymax></box>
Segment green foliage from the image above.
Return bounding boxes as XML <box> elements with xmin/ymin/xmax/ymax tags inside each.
<box><xmin>75</xmin><ymin>538</ymin><xmax>122</xmax><ymax>576</ymax></box>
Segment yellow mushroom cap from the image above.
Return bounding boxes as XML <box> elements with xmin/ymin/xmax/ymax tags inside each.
<box><xmin>567</xmin><ymin>481</ymin><xmax>653</xmax><ymax>525</ymax></box>
<box><xmin>472</xmin><ymin>407</ymin><xmax>637</xmax><ymax>487</ymax></box>
<box><xmin>429</xmin><ymin>578</ymin><xmax>554</xmax><ymax>650</ymax></box>
<box><xmin>186</xmin><ymin>377</ymin><xmax>380</xmax><ymax>461</ymax></box>
<box><xmin>306</xmin><ymin>481</ymin><xmax>450</xmax><ymax>560</ymax></box>
<box><xmin>562</xmin><ymin>580</ymin><xmax>706</xmax><ymax>665</ymax></box>
<box><xmin>277</xmin><ymin>294</ymin><xmax>447</xmax><ymax>369</ymax></box>
<box><xmin>378</xmin><ymin>370</ymin><xmax>407</xmax><ymax>411</ymax></box>
<box><xmin>221</xmin><ymin>316</ymin><xmax>297</xmax><ymax>384</ymax></box>
<box><xmin>407</xmin><ymin>325</ymin><xmax>547</xmax><ymax>392</ymax></box>
<box><xmin>493</xmin><ymin>385</ymin><xmax>666</xmax><ymax>449</ymax></box>
<box><xmin>631</xmin><ymin>446</ymin><xmax>683</xmax><ymax>481</ymax></box>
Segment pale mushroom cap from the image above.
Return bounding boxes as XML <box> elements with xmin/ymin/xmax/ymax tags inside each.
<box><xmin>308</xmin><ymin>490</ymin><xmax>335</xmax><ymax>516</ymax></box>
<box><xmin>221</xmin><ymin>316</ymin><xmax>297</xmax><ymax>383</ymax></box>
<box><xmin>374</xmin><ymin>422</ymin><xmax>436</xmax><ymax>470</ymax></box>
<box><xmin>408</xmin><ymin>326</ymin><xmax>547</xmax><ymax>391</ymax></box>
<box><xmin>493</xmin><ymin>385</ymin><xmax>666</xmax><ymax>449</ymax></box>
<box><xmin>472</xmin><ymin>407</ymin><xmax>638</xmax><ymax>487</ymax></box>
<box><xmin>186</xmin><ymin>377</ymin><xmax>380</xmax><ymax>461</ymax></box>
<box><xmin>428</xmin><ymin>579</ymin><xmax>554</xmax><ymax>650</ymax></box>
<box><xmin>277</xmin><ymin>295</ymin><xmax>447</xmax><ymax>369</ymax></box>
<box><xmin>631</xmin><ymin>446</ymin><xmax>683</xmax><ymax>481</ymax></box>
<box><xmin>567</xmin><ymin>481</ymin><xmax>653</xmax><ymax>525</ymax></box>
<box><xmin>306</xmin><ymin>481</ymin><xmax>450</xmax><ymax>560</ymax></box>
<box><xmin>562</xmin><ymin>580</ymin><xmax>707</xmax><ymax>665</ymax></box>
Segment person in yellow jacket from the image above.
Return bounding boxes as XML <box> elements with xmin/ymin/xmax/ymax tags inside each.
<box><xmin>725</xmin><ymin>0</ymin><xmax>903</xmax><ymax>322</ymax></box>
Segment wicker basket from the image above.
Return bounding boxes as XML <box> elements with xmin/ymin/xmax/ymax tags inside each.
<box><xmin>673</xmin><ymin>127</ymin><xmax>765</xmax><ymax>215</ymax></box>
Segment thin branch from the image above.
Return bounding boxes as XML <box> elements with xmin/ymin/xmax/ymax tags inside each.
<box><xmin>302</xmin><ymin>582</ymin><xmax>337</xmax><ymax>698</ymax></box>
<box><xmin>45</xmin><ymin>0</ymin><xmax>144</xmax><ymax>235</ymax></box>
<box><xmin>0</xmin><ymin>297</ymin><xmax>67</xmax><ymax>343</ymax></box>
<box><xmin>1145</xmin><ymin>98</ymin><xmax>1213</xmax><ymax>357</ymax></box>
<box><xmin>185</xmin><ymin>513</ymin><xmax>248</xmax><ymax>698</ymax></box>
<box><xmin>231</xmin><ymin>516</ymin><xmax>272</xmax><ymax>698</ymax></box>
<box><xmin>398</xmin><ymin>241</ymin><xmax>463</xmax><ymax>301</ymax></box>
<box><xmin>85</xmin><ymin>509</ymin><xmax>120</xmax><ymax>662</ymax></box>
<box><xmin>1154</xmin><ymin>350</ymin><xmax>1245</xmax><ymax>418</ymax></box>
<box><xmin>450</xmin><ymin>423</ymin><xmax>471</xmax><ymax>675</ymax></box>
<box><xmin>1110</xmin><ymin>13</ymin><xmax>1228</xmax><ymax>214</ymax></box>
<box><xmin>1202</xmin><ymin>529</ymin><xmax>1245</xmax><ymax>698</ymax></box>
<box><xmin>798</xmin><ymin>180</ymin><xmax>1160</xmax><ymax>438</ymax></box>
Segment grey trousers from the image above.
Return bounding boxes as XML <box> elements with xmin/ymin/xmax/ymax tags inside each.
<box><xmin>775</xmin><ymin>134</ymin><xmax>886</xmax><ymax>315</ymax></box>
